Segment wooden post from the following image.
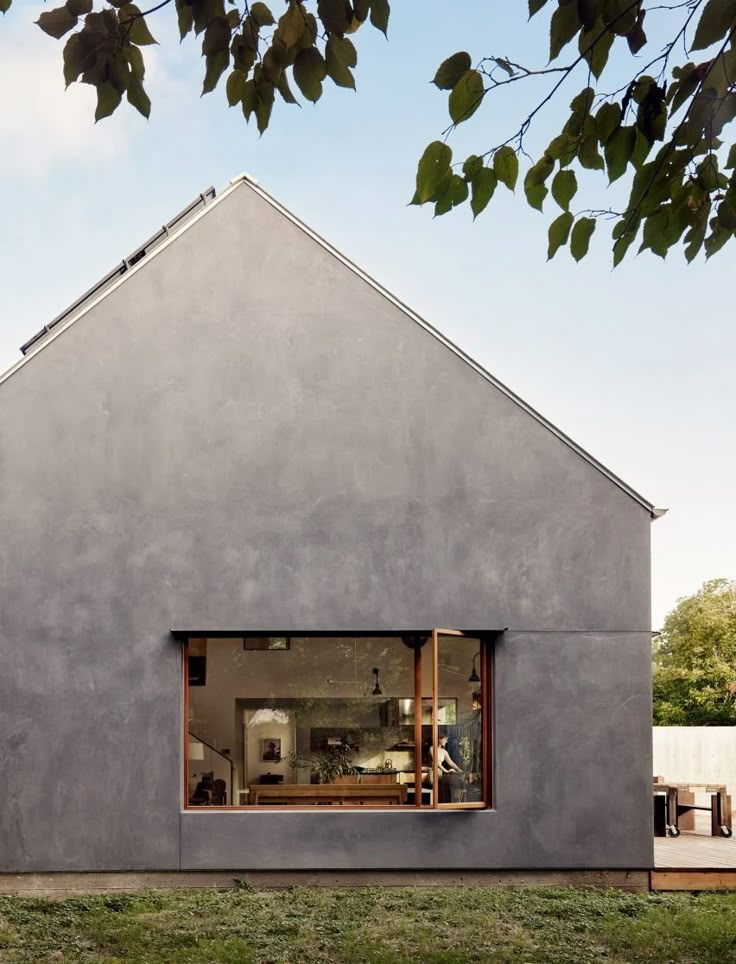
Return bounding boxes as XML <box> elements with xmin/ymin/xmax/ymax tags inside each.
<box><xmin>432</xmin><ymin>629</ymin><xmax>439</xmax><ymax>810</ymax></box>
<box><xmin>414</xmin><ymin>645</ymin><xmax>422</xmax><ymax>808</ymax></box>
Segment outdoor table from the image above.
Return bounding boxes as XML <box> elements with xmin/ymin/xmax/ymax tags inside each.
<box><xmin>653</xmin><ymin>782</ymin><xmax>732</xmax><ymax>838</ymax></box>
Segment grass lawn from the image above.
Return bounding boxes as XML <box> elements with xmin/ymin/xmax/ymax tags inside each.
<box><xmin>1</xmin><ymin>886</ymin><xmax>735</xmax><ymax>963</ymax></box>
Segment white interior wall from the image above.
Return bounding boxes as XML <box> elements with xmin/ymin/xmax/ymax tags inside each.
<box><xmin>244</xmin><ymin>710</ymin><xmax>296</xmax><ymax>788</ymax></box>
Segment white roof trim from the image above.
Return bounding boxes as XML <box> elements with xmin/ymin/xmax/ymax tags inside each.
<box><xmin>2</xmin><ymin>173</ymin><xmax>656</xmax><ymax>514</ymax></box>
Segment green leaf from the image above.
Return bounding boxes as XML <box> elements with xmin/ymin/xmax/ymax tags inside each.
<box><xmin>570</xmin><ymin>217</ymin><xmax>596</xmax><ymax>261</ymax></box>
<box><xmin>612</xmin><ymin>228</ymin><xmax>636</xmax><ymax>266</ymax></box>
<box><xmin>95</xmin><ymin>80</ymin><xmax>122</xmax><ymax>121</ymax></box>
<box><xmin>434</xmin><ymin>174</ymin><xmax>468</xmax><ymax>216</ymax></box>
<box><xmin>718</xmin><ymin>191</ymin><xmax>736</xmax><ymax>229</ymax></box>
<box><xmin>462</xmin><ymin>155</ymin><xmax>483</xmax><ymax>181</ymax></box>
<box><xmin>684</xmin><ymin>202</ymin><xmax>710</xmax><ymax>262</ymax></box>
<box><xmin>242</xmin><ymin>79</ymin><xmax>258</xmax><ymax>120</ymax></box>
<box><xmin>354</xmin><ymin>0</ymin><xmax>370</xmax><ymax>21</ymax></box>
<box><xmin>63</xmin><ymin>34</ymin><xmax>84</xmax><ymax>86</ymax></box>
<box><xmin>547</xmin><ymin>211</ymin><xmax>574</xmax><ymax>260</ymax></box>
<box><xmin>493</xmin><ymin>146</ymin><xmax>519</xmax><ymax>191</ymax></box>
<box><xmin>202</xmin><ymin>50</ymin><xmax>229</xmax><ymax>95</ymax></box>
<box><xmin>277</xmin><ymin>2</ymin><xmax>307</xmax><ymax>48</ymax></box>
<box><xmin>550</xmin><ymin>1</ymin><xmax>580</xmax><ymax>61</ymax></box>
<box><xmin>602</xmin><ymin>0</ymin><xmax>638</xmax><ymax>35</ymax></box>
<box><xmin>250</xmin><ymin>2</ymin><xmax>275</xmax><ymax>27</ymax></box>
<box><xmin>470</xmin><ymin>167</ymin><xmax>497</xmax><ymax>218</ymax></box>
<box><xmin>596</xmin><ymin>101</ymin><xmax>621</xmax><ymax>144</ymax></box>
<box><xmin>546</xmin><ymin>132</ymin><xmax>576</xmax><ymax>165</ymax></box>
<box><xmin>604</xmin><ymin>125</ymin><xmax>635</xmax><ymax>182</ymax></box>
<box><xmin>126</xmin><ymin>76</ymin><xmax>151</xmax><ymax>118</ymax></box>
<box><xmin>293</xmin><ymin>46</ymin><xmax>327</xmax><ymax>102</ymax></box>
<box><xmin>578</xmin><ymin>0</ymin><xmax>603</xmax><ymax>31</ymax></box>
<box><xmin>627</xmin><ymin>11</ymin><xmax>647</xmax><ymax>54</ymax></box>
<box><xmin>432</xmin><ymin>52</ymin><xmax>472</xmax><ymax>90</ymax></box>
<box><xmin>692</xmin><ymin>0</ymin><xmax>736</xmax><ymax>51</ymax></box>
<box><xmin>202</xmin><ymin>15</ymin><xmax>231</xmax><ymax>56</ymax></box>
<box><xmin>276</xmin><ymin>71</ymin><xmax>299</xmax><ymax>104</ymax></box>
<box><xmin>579</xmin><ymin>134</ymin><xmax>605</xmax><ymax>170</ymax></box>
<box><xmin>697</xmin><ymin>154</ymin><xmax>720</xmax><ymax>191</ymax></box>
<box><xmin>317</xmin><ymin>0</ymin><xmax>351</xmax><ymax>37</ymax></box>
<box><xmin>704</xmin><ymin>223</ymin><xmax>731</xmax><ymax>259</ymax></box>
<box><xmin>525</xmin><ymin>182</ymin><xmax>548</xmax><ymax>212</ymax></box>
<box><xmin>226</xmin><ymin>69</ymin><xmax>246</xmax><ymax>106</ymax></box>
<box><xmin>551</xmin><ymin>169</ymin><xmax>577</xmax><ymax>211</ymax></box>
<box><xmin>570</xmin><ymin>86</ymin><xmax>595</xmax><ymax>116</ymax></box>
<box><xmin>726</xmin><ymin>144</ymin><xmax>736</xmax><ymax>169</ymax></box>
<box><xmin>325</xmin><ymin>35</ymin><xmax>357</xmax><ymax>89</ymax></box>
<box><xmin>36</xmin><ymin>6</ymin><xmax>77</xmax><ymax>39</ymax></box>
<box><xmin>126</xmin><ymin>44</ymin><xmax>145</xmax><ymax>80</ymax></box>
<box><xmin>579</xmin><ymin>19</ymin><xmax>614</xmax><ymax>79</ymax></box>
<box><xmin>415</xmin><ymin>141</ymin><xmax>452</xmax><ymax>203</ymax></box>
<box><xmin>448</xmin><ymin>69</ymin><xmax>484</xmax><ymax>125</ymax></box>
<box><xmin>639</xmin><ymin>207</ymin><xmax>671</xmax><ymax>258</ymax></box>
<box><xmin>66</xmin><ymin>0</ymin><xmax>92</xmax><ymax>14</ymax></box>
<box><xmin>0</xmin><ymin>0</ymin><xmax>12</xmax><ymax>12</ymax></box>
<box><xmin>526</xmin><ymin>155</ymin><xmax>555</xmax><ymax>188</ymax></box>
<box><xmin>528</xmin><ymin>0</ymin><xmax>549</xmax><ymax>16</ymax></box>
<box><xmin>177</xmin><ymin>1</ymin><xmax>193</xmax><ymax>40</ymax></box>
<box><xmin>118</xmin><ymin>4</ymin><xmax>157</xmax><ymax>45</ymax></box>
<box><xmin>255</xmin><ymin>77</ymin><xmax>275</xmax><ymax>134</ymax></box>
<box><xmin>370</xmin><ymin>0</ymin><xmax>390</xmax><ymax>36</ymax></box>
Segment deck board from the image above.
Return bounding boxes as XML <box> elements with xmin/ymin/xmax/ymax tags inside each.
<box><xmin>654</xmin><ymin>833</ymin><xmax>736</xmax><ymax>869</ymax></box>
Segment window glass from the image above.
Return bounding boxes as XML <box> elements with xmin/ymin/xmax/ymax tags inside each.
<box><xmin>186</xmin><ymin>634</ymin><xmax>487</xmax><ymax>808</ymax></box>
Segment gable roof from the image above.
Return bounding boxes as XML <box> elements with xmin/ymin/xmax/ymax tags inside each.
<box><xmin>3</xmin><ymin>173</ymin><xmax>660</xmax><ymax>517</ymax></box>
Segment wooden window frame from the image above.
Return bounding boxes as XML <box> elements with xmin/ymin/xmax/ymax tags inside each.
<box><xmin>182</xmin><ymin>631</ymin><xmax>494</xmax><ymax>812</ymax></box>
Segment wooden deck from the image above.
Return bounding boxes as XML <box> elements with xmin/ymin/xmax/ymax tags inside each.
<box><xmin>653</xmin><ymin>832</ymin><xmax>736</xmax><ymax>890</ymax></box>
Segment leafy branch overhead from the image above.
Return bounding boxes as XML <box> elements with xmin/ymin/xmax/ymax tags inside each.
<box><xmin>18</xmin><ymin>0</ymin><xmax>389</xmax><ymax>130</ymax></box>
<box><xmin>414</xmin><ymin>0</ymin><xmax>736</xmax><ymax>264</ymax></box>
<box><xmin>3</xmin><ymin>0</ymin><xmax>736</xmax><ymax>262</ymax></box>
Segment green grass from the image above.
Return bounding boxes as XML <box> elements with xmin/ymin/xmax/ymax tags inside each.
<box><xmin>0</xmin><ymin>886</ymin><xmax>735</xmax><ymax>963</ymax></box>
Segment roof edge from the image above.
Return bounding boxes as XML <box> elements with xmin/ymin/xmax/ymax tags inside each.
<box><xmin>0</xmin><ymin>180</ymin><xmax>240</xmax><ymax>387</ymax></box>
<box><xmin>233</xmin><ymin>175</ymin><xmax>656</xmax><ymax>515</ymax></box>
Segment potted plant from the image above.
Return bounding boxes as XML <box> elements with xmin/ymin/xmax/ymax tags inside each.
<box><xmin>285</xmin><ymin>744</ymin><xmax>357</xmax><ymax>785</ymax></box>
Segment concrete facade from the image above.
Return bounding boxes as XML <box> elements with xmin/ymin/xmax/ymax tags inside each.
<box><xmin>0</xmin><ymin>178</ymin><xmax>654</xmax><ymax>873</ymax></box>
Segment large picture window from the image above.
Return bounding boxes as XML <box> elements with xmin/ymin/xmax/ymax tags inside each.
<box><xmin>182</xmin><ymin>631</ymin><xmax>494</xmax><ymax>810</ymax></box>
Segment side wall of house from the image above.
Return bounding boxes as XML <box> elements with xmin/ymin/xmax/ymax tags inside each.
<box><xmin>0</xmin><ymin>183</ymin><xmax>652</xmax><ymax>872</ymax></box>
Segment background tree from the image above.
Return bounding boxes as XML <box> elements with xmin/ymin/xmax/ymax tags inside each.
<box><xmin>653</xmin><ymin>578</ymin><xmax>736</xmax><ymax>725</ymax></box>
<box><xmin>3</xmin><ymin>1</ymin><xmax>736</xmax><ymax>263</ymax></box>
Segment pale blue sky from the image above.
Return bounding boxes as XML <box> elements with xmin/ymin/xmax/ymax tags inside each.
<box><xmin>1</xmin><ymin>2</ymin><xmax>734</xmax><ymax>626</ymax></box>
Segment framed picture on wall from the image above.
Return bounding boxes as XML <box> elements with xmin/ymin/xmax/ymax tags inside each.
<box><xmin>262</xmin><ymin>738</ymin><xmax>281</xmax><ymax>761</ymax></box>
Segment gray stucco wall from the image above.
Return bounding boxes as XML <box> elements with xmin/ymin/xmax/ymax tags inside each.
<box><xmin>0</xmin><ymin>181</ymin><xmax>653</xmax><ymax>872</ymax></box>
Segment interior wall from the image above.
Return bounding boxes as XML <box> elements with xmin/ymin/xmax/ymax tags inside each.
<box><xmin>244</xmin><ymin>710</ymin><xmax>295</xmax><ymax>788</ymax></box>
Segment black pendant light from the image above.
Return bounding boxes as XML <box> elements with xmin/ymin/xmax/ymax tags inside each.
<box><xmin>372</xmin><ymin>667</ymin><xmax>382</xmax><ymax>696</ymax></box>
<box><xmin>468</xmin><ymin>652</ymin><xmax>480</xmax><ymax>684</ymax></box>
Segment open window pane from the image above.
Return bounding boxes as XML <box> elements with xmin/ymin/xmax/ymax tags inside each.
<box><xmin>434</xmin><ymin>632</ymin><xmax>485</xmax><ymax>808</ymax></box>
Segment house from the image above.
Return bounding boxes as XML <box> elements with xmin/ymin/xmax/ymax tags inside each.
<box><xmin>0</xmin><ymin>175</ymin><xmax>659</xmax><ymax>883</ymax></box>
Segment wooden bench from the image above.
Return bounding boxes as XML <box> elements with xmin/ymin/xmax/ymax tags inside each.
<box><xmin>249</xmin><ymin>783</ymin><xmax>408</xmax><ymax>807</ymax></box>
<box><xmin>653</xmin><ymin>782</ymin><xmax>732</xmax><ymax>838</ymax></box>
